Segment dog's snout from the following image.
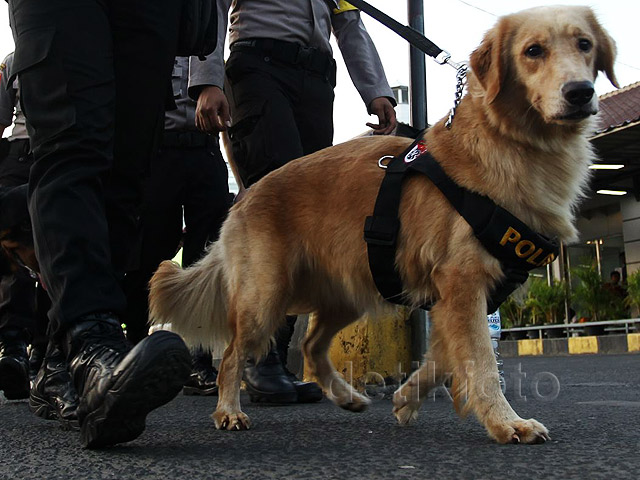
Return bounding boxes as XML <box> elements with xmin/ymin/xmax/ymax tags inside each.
<box><xmin>562</xmin><ymin>81</ymin><xmax>595</xmax><ymax>106</ymax></box>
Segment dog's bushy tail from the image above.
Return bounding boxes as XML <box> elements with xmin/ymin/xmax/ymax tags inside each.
<box><xmin>149</xmin><ymin>243</ymin><xmax>231</xmax><ymax>358</ymax></box>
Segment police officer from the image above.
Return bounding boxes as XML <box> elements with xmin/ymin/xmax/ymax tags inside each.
<box><xmin>193</xmin><ymin>0</ymin><xmax>397</xmax><ymax>403</ymax></box>
<box><xmin>0</xmin><ymin>54</ymin><xmax>79</xmax><ymax>423</ymax></box>
<box><xmin>7</xmin><ymin>0</ymin><xmax>191</xmax><ymax>448</ymax></box>
<box><xmin>123</xmin><ymin>56</ymin><xmax>233</xmax><ymax>396</ymax></box>
<box><xmin>0</xmin><ymin>51</ymin><xmax>38</xmax><ymax>401</ymax></box>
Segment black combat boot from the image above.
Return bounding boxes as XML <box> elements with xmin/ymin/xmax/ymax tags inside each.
<box><xmin>29</xmin><ymin>341</ymin><xmax>80</xmax><ymax>430</ymax></box>
<box><xmin>183</xmin><ymin>348</ymin><xmax>218</xmax><ymax>396</ymax></box>
<box><xmin>0</xmin><ymin>327</ymin><xmax>30</xmax><ymax>400</ymax></box>
<box><xmin>243</xmin><ymin>349</ymin><xmax>297</xmax><ymax>403</ymax></box>
<box><xmin>64</xmin><ymin>313</ymin><xmax>191</xmax><ymax>448</ymax></box>
<box><xmin>28</xmin><ymin>338</ymin><xmax>47</xmax><ymax>382</ymax></box>
<box><xmin>275</xmin><ymin>322</ymin><xmax>323</xmax><ymax>404</ymax></box>
<box><xmin>284</xmin><ymin>368</ymin><xmax>323</xmax><ymax>403</ymax></box>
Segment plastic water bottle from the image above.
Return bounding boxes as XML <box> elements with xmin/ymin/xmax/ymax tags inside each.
<box><xmin>487</xmin><ymin>310</ymin><xmax>506</xmax><ymax>393</ymax></box>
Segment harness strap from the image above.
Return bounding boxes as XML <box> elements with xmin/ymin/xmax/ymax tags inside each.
<box><xmin>364</xmin><ymin>136</ymin><xmax>559</xmax><ymax>312</ymax></box>
<box><xmin>364</xmin><ymin>166</ymin><xmax>406</xmax><ymax>303</ymax></box>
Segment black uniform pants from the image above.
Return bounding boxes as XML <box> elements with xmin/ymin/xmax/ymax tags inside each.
<box><xmin>8</xmin><ymin>0</ymin><xmax>180</xmax><ymax>337</ymax></box>
<box><xmin>224</xmin><ymin>46</ymin><xmax>335</xmax><ymax>363</ymax></box>
<box><xmin>123</xmin><ymin>135</ymin><xmax>232</xmax><ymax>343</ymax></box>
<box><xmin>0</xmin><ymin>139</ymin><xmax>38</xmax><ymax>338</ymax></box>
<box><xmin>224</xmin><ymin>48</ymin><xmax>336</xmax><ymax>188</ymax></box>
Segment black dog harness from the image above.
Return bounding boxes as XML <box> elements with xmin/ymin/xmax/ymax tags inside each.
<box><xmin>364</xmin><ymin>136</ymin><xmax>559</xmax><ymax>313</ymax></box>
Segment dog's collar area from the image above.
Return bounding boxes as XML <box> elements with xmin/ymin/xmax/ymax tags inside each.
<box><xmin>364</xmin><ymin>136</ymin><xmax>559</xmax><ymax>313</ymax></box>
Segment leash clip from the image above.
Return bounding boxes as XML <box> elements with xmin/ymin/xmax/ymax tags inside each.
<box><xmin>434</xmin><ymin>50</ymin><xmax>465</xmax><ymax>71</ymax></box>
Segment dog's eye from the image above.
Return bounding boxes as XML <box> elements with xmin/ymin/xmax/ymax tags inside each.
<box><xmin>525</xmin><ymin>44</ymin><xmax>544</xmax><ymax>58</ymax></box>
<box><xmin>578</xmin><ymin>38</ymin><xmax>592</xmax><ymax>52</ymax></box>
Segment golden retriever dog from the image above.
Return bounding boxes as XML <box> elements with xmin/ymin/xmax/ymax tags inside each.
<box><xmin>149</xmin><ymin>5</ymin><xmax>618</xmax><ymax>444</ymax></box>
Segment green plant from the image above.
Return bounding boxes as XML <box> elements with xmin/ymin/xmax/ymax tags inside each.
<box><xmin>624</xmin><ymin>270</ymin><xmax>640</xmax><ymax>314</ymax></box>
<box><xmin>500</xmin><ymin>286</ymin><xmax>529</xmax><ymax>328</ymax></box>
<box><xmin>524</xmin><ymin>277</ymin><xmax>566</xmax><ymax>325</ymax></box>
<box><xmin>571</xmin><ymin>263</ymin><xmax>626</xmax><ymax>321</ymax></box>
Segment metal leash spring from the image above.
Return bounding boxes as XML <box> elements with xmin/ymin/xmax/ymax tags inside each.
<box><xmin>445</xmin><ymin>64</ymin><xmax>468</xmax><ymax>129</ymax></box>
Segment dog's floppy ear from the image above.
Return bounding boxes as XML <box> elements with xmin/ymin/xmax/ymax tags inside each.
<box><xmin>470</xmin><ymin>18</ymin><xmax>510</xmax><ymax>104</ymax></box>
<box><xmin>586</xmin><ymin>9</ymin><xmax>619</xmax><ymax>88</ymax></box>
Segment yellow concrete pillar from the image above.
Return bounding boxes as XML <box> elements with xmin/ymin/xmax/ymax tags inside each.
<box><xmin>568</xmin><ymin>336</ymin><xmax>598</xmax><ymax>354</ymax></box>
<box><xmin>304</xmin><ymin>307</ymin><xmax>413</xmax><ymax>390</ymax></box>
<box><xmin>628</xmin><ymin>333</ymin><xmax>640</xmax><ymax>352</ymax></box>
<box><xmin>517</xmin><ymin>338</ymin><xmax>543</xmax><ymax>356</ymax></box>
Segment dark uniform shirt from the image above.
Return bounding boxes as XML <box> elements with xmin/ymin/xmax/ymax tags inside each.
<box><xmin>164</xmin><ymin>57</ymin><xmax>198</xmax><ymax>132</ymax></box>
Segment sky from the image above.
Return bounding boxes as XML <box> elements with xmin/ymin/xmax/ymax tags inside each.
<box><xmin>1</xmin><ymin>0</ymin><xmax>638</xmax><ymax>144</ymax></box>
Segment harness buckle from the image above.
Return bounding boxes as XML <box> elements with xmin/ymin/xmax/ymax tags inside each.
<box><xmin>364</xmin><ymin>216</ymin><xmax>400</xmax><ymax>246</ymax></box>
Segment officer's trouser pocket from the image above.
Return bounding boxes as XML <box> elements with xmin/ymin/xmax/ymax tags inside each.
<box><xmin>228</xmin><ymin>100</ymin><xmax>276</xmax><ymax>187</ymax></box>
<box><xmin>11</xmin><ymin>27</ymin><xmax>76</xmax><ymax>149</ymax></box>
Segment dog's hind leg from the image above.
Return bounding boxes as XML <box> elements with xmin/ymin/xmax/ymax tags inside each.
<box><xmin>407</xmin><ymin>269</ymin><xmax>550</xmax><ymax>444</ymax></box>
<box><xmin>211</xmin><ymin>300</ymin><xmax>263</xmax><ymax>431</ymax></box>
<box><xmin>302</xmin><ymin>310</ymin><xmax>371</xmax><ymax>412</ymax></box>
<box><xmin>212</xmin><ymin>335</ymin><xmax>251</xmax><ymax>431</ymax></box>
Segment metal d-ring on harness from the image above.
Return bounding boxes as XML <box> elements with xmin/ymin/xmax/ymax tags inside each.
<box><xmin>347</xmin><ymin>0</ymin><xmax>468</xmax><ymax>127</ymax></box>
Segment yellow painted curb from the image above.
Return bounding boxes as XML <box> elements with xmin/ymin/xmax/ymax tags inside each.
<box><xmin>517</xmin><ymin>338</ymin><xmax>543</xmax><ymax>356</ymax></box>
<box><xmin>628</xmin><ymin>333</ymin><xmax>640</xmax><ymax>352</ymax></box>
<box><xmin>568</xmin><ymin>336</ymin><xmax>598</xmax><ymax>354</ymax></box>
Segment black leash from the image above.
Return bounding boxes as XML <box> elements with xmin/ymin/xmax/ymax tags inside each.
<box><xmin>347</xmin><ymin>0</ymin><xmax>463</xmax><ymax>69</ymax></box>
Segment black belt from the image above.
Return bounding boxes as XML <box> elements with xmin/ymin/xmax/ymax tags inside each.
<box><xmin>7</xmin><ymin>138</ymin><xmax>30</xmax><ymax>155</ymax></box>
<box><xmin>230</xmin><ymin>38</ymin><xmax>334</xmax><ymax>76</ymax></box>
<box><xmin>162</xmin><ymin>131</ymin><xmax>216</xmax><ymax>148</ymax></box>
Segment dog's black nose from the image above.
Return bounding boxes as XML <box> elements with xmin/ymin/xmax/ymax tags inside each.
<box><xmin>562</xmin><ymin>81</ymin><xmax>595</xmax><ymax>106</ymax></box>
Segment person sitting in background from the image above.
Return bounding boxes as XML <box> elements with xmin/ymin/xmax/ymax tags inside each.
<box><xmin>605</xmin><ymin>270</ymin><xmax>626</xmax><ymax>299</ymax></box>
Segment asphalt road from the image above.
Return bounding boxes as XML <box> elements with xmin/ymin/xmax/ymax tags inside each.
<box><xmin>1</xmin><ymin>354</ymin><xmax>639</xmax><ymax>480</ymax></box>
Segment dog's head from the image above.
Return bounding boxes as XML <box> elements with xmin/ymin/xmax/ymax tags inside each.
<box><xmin>469</xmin><ymin>6</ymin><xmax>618</xmax><ymax>126</ymax></box>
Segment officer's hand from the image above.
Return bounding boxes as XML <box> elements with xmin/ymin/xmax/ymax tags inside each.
<box><xmin>196</xmin><ymin>86</ymin><xmax>231</xmax><ymax>133</ymax></box>
<box><xmin>366</xmin><ymin>97</ymin><xmax>397</xmax><ymax>135</ymax></box>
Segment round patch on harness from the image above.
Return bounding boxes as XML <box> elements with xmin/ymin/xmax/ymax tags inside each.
<box><xmin>404</xmin><ymin>141</ymin><xmax>428</xmax><ymax>163</ymax></box>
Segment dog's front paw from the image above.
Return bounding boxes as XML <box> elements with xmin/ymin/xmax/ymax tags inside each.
<box><xmin>490</xmin><ymin>418</ymin><xmax>551</xmax><ymax>444</ymax></box>
<box><xmin>212</xmin><ymin>410</ymin><xmax>251</xmax><ymax>431</ymax></box>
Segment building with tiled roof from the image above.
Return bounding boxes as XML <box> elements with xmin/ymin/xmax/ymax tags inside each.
<box><xmin>595</xmin><ymin>81</ymin><xmax>640</xmax><ymax>135</ymax></box>
<box><xmin>572</xmin><ymin>82</ymin><xmax>640</xmax><ymax>278</ymax></box>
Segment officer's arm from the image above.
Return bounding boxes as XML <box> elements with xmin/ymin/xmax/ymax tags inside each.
<box><xmin>188</xmin><ymin>0</ymin><xmax>232</xmax><ymax>132</ymax></box>
<box><xmin>332</xmin><ymin>8</ymin><xmax>397</xmax><ymax>134</ymax></box>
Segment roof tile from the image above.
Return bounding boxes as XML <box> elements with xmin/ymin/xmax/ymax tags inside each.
<box><xmin>595</xmin><ymin>82</ymin><xmax>640</xmax><ymax>134</ymax></box>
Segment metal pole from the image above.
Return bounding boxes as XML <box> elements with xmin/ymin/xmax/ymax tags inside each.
<box><xmin>408</xmin><ymin>0</ymin><xmax>427</xmax><ymax>129</ymax></box>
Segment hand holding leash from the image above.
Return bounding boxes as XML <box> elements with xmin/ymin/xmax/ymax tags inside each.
<box><xmin>367</xmin><ymin>97</ymin><xmax>398</xmax><ymax>135</ymax></box>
